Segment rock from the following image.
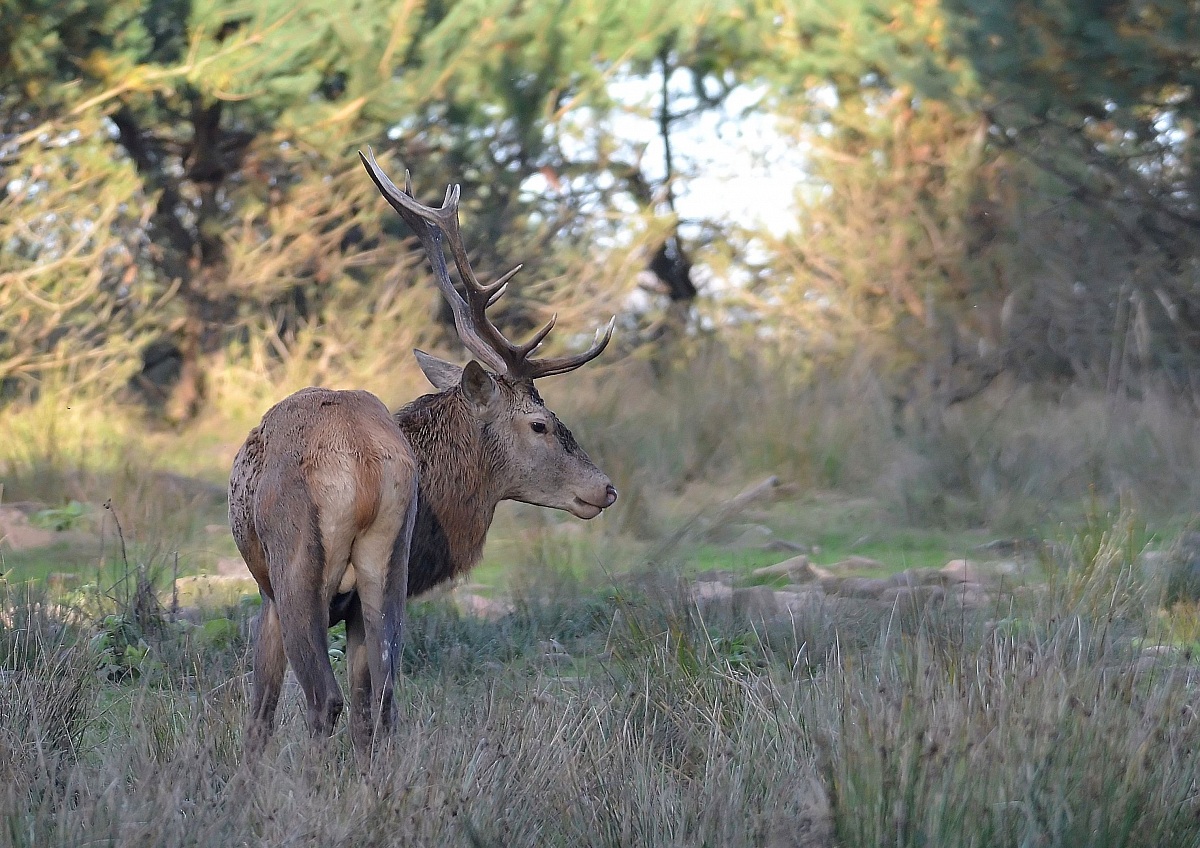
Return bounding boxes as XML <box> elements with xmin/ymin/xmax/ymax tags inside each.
<box><xmin>731</xmin><ymin>586</ymin><xmax>779</xmax><ymax>617</ymax></box>
<box><xmin>942</xmin><ymin>558</ymin><xmax>1023</xmax><ymax>586</ymax></box>
<box><xmin>887</xmin><ymin>568</ymin><xmax>950</xmax><ymax>588</ymax></box>
<box><xmin>826</xmin><ymin>555</ymin><xmax>886</xmax><ymax>572</ymax></box>
<box><xmin>774</xmin><ymin>589</ymin><xmax>825</xmax><ymax>615</ymax></box>
<box><xmin>945</xmin><ymin>582</ymin><xmax>992</xmax><ymax>610</ymax></box>
<box><xmin>0</xmin><ymin>507</ymin><xmax>58</xmax><ymax>551</ymax></box>
<box><xmin>987</xmin><ymin>559</ymin><xmax>1023</xmax><ymax>578</ymax></box>
<box><xmin>881</xmin><ymin>584</ymin><xmax>946</xmax><ymax>610</ymax></box>
<box><xmin>816</xmin><ymin>576</ymin><xmax>843</xmax><ymax>594</ymax></box>
<box><xmin>828</xmin><ymin>576</ymin><xmax>893</xmax><ymax>599</ymax></box>
<box><xmin>940</xmin><ymin>559</ymin><xmax>978</xmax><ymax>583</ymax></box>
<box><xmin>972</xmin><ymin>537</ymin><xmax>1040</xmax><ymax>558</ymax></box>
<box><xmin>693</xmin><ymin>581</ymin><xmax>734</xmax><ymax>608</ymax></box>
<box><xmin>753</xmin><ymin>555</ymin><xmax>819</xmax><ymax>583</ymax></box>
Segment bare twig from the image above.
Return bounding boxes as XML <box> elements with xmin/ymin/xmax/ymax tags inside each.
<box><xmin>171</xmin><ymin>551</ymin><xmax>180</xmax><ymax>622</ymax></box>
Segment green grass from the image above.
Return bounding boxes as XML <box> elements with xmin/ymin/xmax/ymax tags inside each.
<box><xmin>1</xmin><ymin>541</ymin><xmax>103</xmax><ymax>583</ymax></box>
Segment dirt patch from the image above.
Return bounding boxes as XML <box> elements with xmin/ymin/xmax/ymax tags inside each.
<box><xmin>0</xmin><ymin>507</ymin><xmax>59</xmax><ymax>551</ymax></box>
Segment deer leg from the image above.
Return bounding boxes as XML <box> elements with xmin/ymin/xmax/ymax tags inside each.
<box><xmin>343</xmin><ymin>595</ymin><xmax>375</xmax><ymax>754</ymax></box>
<box><xmin>245</xmin><ymin>594</ymin><xmax>286</xmax><ymax>754</ymax></box>
<box><xmin>256</xmin><ymin>466</ymin><xmax>344</xmax><ymax>739</ymax></box>
<box><xmin>276</xmin><ymin>590</ymin><xmax>343</xmax><ymax>738</ymax></box>
<box><xmin>348</xmin><ymin>492</ymin><xmax>414</xmax><ymax>751</ymax></box>
<box><xmin>346</xmin><ymin>579</ymin><xmax>397</xmax><ymax>750</ymax></box>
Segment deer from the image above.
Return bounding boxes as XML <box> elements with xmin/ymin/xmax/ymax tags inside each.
<box><xmin>228</xmin><ymin>148</ymin><xmax>618</xmax><ymax>754</ymax></box>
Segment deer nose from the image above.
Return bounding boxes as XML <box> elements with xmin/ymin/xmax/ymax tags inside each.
<box><xmin>604</xmin><ymin>484</ymin><xmax>618</xmax><ymax>507</ymax></box>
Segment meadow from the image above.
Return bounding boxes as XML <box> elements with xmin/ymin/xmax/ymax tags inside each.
<box><xmin>3</xmin><ymin>349</ymin><xmax>1200</xmax><ymax>847</ymax></box>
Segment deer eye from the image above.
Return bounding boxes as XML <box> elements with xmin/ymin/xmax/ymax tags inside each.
<box><xmin>530</xmin><ymin>421</ymin><xmax>548</xmax><ymax>434</ymax></box>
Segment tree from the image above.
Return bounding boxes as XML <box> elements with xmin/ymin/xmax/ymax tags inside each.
<box><xmin>946</xmin><ymin>0</ymin><xmax>1200</xmax><ymax>393</ymax></box>
<box><xmin>2</xmin><ymin>0</ymin><xmax>775</xmax><ymax>415</ymax></box>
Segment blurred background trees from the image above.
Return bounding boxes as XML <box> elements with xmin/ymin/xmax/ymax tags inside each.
<box><xmin>3</xmin><ymin>0</ymin><xmax>1199</xmax><ymax>427</ymax></box>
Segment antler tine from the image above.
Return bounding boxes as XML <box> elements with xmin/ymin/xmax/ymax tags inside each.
<box><xmin>360</xmin><ymin>148</ymin><xmax>512</xmax><ymax>373</ymax></box>
<box><xmin>487</xmin><ymin>265</ymin><xmax>522</xmax><ymax>302</ymax></box>
<box><xmin>361</xmin><ymin>148</ymin><xmax>615</xmax><ymax>381</ymax></box>
<box><xmin>515</xmin><ymin>313</ymin><xmax>557</xmax><ymax>357</ymax></box>
<box><xmin>517</xmin><ymin>315</ymin><xmax>616</xmax><ymax>380</ymax></box>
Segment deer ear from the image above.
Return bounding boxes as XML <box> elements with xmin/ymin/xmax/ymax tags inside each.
<box><xmin>414</xmin><ymin>349</ymin><xmax>463</xmax><ymax>390</ymax></box>
<box><xmin>460</xmin><ymin>360</ymin><xmax>499</xmax><ymax>410</ymax></box>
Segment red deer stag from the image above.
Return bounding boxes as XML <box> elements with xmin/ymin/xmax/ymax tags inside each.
<box><xmin>229</xmin><ymin>149</ymin><xmax>617</xmax><ymax>753</ymax></box>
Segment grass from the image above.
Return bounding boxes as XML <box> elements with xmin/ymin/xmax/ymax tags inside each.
<box><xmin>5</xmin><ymin>342</ymin><xmax>1200</xmax><ymax>845</ymax></box>
<box><xmin>1</xmin><ymin>541</ymin><xmax>102</xmax><ymax>583</ymax></box>
<box><xmin>2</xmin><ymin>515</ymin><xmax>1199</xmax><ymax>848</ymax></box>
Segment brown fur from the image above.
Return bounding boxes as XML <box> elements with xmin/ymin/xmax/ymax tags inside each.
<box><xmin>395</xmin><ymin>374</ymin><xmax>613</xmax><ymax>597</ymax></box>
<box><xmin>230</xmin><ymin>387</ymin><xmax>417</xmax><ymax>753</ymax></box>
<box><xmin>231</xmin><ymin>372</ymin><xmax>615</xmax><ymax>754</ymax></box>
<box><xmin>396</xmin><ymin>388</ymin><xmax>499</xmax><ymax>591</ymax></box>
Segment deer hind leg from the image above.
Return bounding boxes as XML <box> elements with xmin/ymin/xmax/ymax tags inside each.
<box><xmin>346</xmin><ymin>478</ymin><xmax>417</xmax><ymax>753</ymax></box>
<box><xmin>245</xmin><ymin>593</ymin><xmax>287</xmax><ymax>754</ymax></box>
<box><xmin>276</xmin><ymin>580</ymin><xmax>343</xmax><ymax>738</ymax></box>
<box><xmin>344</xmin><ymin>595</ymin><xmax>374</xmax><ymax>754</ymax></box>
<box><xmin>261</xmin><ymin>482</ymin><xmax>344</xmax><ymax>739</ymax></box>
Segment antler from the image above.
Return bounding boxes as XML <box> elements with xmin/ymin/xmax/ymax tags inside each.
<box><xmin>359</xmin><ymin>147</ymin><xmax>615</xmax><ymax>381</ymax></box>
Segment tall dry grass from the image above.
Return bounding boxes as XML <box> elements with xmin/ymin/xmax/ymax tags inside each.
<box><xmin>545</xmin><ymin>343</ymin><xmax>1200</xmax><ymax>534</ymax></box>
<box><xmin>3</xmin><ymin>513</ymin><xmax>1200</xmax><ymax>847</ymax></box>
<box><xmin>6</xmin><ymin>339</ymin><xmax>1200</xmax><ymax>541</ymax></box>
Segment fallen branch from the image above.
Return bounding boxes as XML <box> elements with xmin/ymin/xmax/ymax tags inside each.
<box><xmin>649</xmin><ymin>476</ymin><xmax>781</xmax><ymax>562</ymax></box>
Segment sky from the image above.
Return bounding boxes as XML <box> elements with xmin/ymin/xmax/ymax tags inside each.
<box><xmin>523</xmin><ymin>75</ymin><xmax>807</xmax><ymax>240</ymax></box>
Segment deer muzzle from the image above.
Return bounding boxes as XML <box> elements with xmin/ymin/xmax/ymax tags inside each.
<box><xmin>570</xmin><ymin>482</ymin><xmax>618</xmax><ymax>519</ymax></box>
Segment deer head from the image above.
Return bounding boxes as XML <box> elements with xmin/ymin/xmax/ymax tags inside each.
<box><xmin>360</xmin><ymin>149</ymin><xmax>618</xmax><ymax>520</ymax></box>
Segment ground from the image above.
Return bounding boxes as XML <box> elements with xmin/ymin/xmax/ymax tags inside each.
<box><xmin>2</xmin><ymin>476</ymin><xmax>1199</xmax><ymax>847</ymax></box>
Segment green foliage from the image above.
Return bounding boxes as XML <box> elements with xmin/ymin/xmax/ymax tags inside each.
<box><xmin>951</xmin><ymin>0</ymin><xmax>1200</xmax><ymax>123</ymax></box>
<box><xmin>941</xmin><ymin>0</ymin><xmax>1200</xmax><ymax>385</ymax></box>
<box><xmin>5</xmin><ymin>0</ymin><xmax>1200</xmax><ymax>410</ymax></box>
<box><xmin>761</xmin><ymin>0</ymin><xmax>973</xmax><ymax>101</ymax></box>
<box><xmin>0</xmin><ymin>118</ymin><xmax>158</xmax><ymax>395</ymax></box>
<box><xmin>29</xmin><ymin>501</ymin><xmax>88</xmax><ymax>532</ymax></box>
<box><xmin>90</xmin><ymin>613</ymin><xmax>163</xmax><ymax>681</ymax></box>
<box><xmin>1</xmin><ymin>0</ymin><xmax>779</xmax><ymax>409</ymax></box>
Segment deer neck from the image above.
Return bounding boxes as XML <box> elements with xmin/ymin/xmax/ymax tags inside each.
<box><xmin>394</xmin><ymin>390</ymin><xmax>505</xmax><ymax>595</ymax></box>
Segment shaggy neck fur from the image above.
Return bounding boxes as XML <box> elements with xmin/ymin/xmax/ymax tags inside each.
<box><xmin>393</xmin><ymin>387</ymin><xmax>507</xmax><ymax>596</ymax></box>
